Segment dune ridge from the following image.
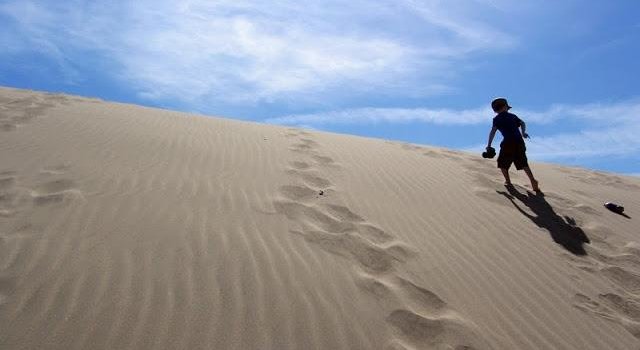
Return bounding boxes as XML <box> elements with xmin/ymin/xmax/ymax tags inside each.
<box><xmin>1</xmin><ymin>86</ymin><xmax>639</xmax><ymax>349</ymax></box>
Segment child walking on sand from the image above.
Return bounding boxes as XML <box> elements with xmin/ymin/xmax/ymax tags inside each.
<box><xmin>486</xmin><ymin>98</ymin><xmax>540</xmax><ymax>192</ymax></box>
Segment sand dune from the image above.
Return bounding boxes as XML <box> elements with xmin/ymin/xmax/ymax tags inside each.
<box><xmin>1</xmin><ymin>86</ymin><xmax>639</xmax><ymax>349</ymax></box>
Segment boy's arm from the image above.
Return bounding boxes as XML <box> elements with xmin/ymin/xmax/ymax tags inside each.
<box><xmin>520</xmin><ymin>120</ymin><xmax>530</xmax><ymax>139</ymax></box>
<box><xmin>487</xmin><ymin>126</ymin><xmax>497</xmax><ymax>149</ymax></box>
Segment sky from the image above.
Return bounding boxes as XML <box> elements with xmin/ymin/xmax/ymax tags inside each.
<box><xmin>1</xmin><ymin>0</ymin><xmax>639</xmax><ymax>176</ymax></box>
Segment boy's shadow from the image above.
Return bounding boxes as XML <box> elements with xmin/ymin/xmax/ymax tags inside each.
<box><xmin>497</xmin><ymin>186</ymin><xmax>590</xmax><ymax>255</ymax></box>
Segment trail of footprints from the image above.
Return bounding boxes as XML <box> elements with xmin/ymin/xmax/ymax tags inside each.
<box><xmin>0</xmin><ymin>165</ymin><xmax>81</xmax><ymax>220</ymax></box>
<box><xmin>563</xmin><ymin>167</ymin><xmax>640</xmax><ymax>191</ymax></box>
<box><xmin>464</xmin><ymin>164</ymin><xmax>640</xmax><ymax>341</ymax></box>
<box><xmin>570</xmin><ymin>233</ymin><xmax>640</xmax><ymax>340</ymax></box>
<box><xmin>1</xmin><ymin>92</ymin><xmax>76</xmax><ymax>306</ymax></box>
<box><xmin>464</xmin><ymin>159</ymin><xmax>640</xmax><ymax>341</ymax></box>
<box><xmin>0</xmin><ymin>92</ymin><xmax>69</xmax><ymax>131</ymax></box>
<box><xmin>0</xmin><ymin>165</ymin><xmax>82</xmax><ymax>303</ymax></box>
<box><xmin>396</xmin><ymin>143</ymin><xmax>640</xmax><ymax>343</ymax></box>
<box><xmin>461</xmin><ymin>155</ymin><xmax>640</xmax><ymax>340</ymax></box>
<box><xmin>276</xmin><ymin>129</ymin><xmax>488</xmax><ymax>349</ymax></box>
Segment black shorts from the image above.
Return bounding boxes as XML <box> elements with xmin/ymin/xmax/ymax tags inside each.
<box><xmin>498</xmin><ymin>140</ymin><xmax>528</xmax><ymax>170</ymax></box>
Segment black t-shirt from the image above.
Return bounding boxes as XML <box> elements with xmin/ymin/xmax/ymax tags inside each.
<box><xmin>493</xmin><ymin>112</ymin><xmax>523</xmax><ymax>143</ymax></box>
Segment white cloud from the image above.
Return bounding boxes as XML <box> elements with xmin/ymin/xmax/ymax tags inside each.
<box><xmin>266</xmin><ymin>107</ymin><xmax>492</xmax><ymax>125</ymax></box>
<box><xmin>399</xmin><ymin>0</ymin><xmax>514</xmax><ymax>52</ymax></box>
<box><xmin>267</xmin><ymin>99</ymin><xmax>640</xmax><ymax>127</ymax></box>
<box><xmin>0</xmin><ymin>0</ymin><xmax>515</xmax><ymax>104</ymax></box>
<box><xmin>524</xmin><ymin>126</ymin><xmax>640</xmax><ymax>160</ymax></box>
<box><xmin>505</xmin><ymin>100</ymin><xmax>640</xmax><ymax>161</ymax></box>
<box><xmin>269</xmin><ymin>100</ymin><xmax>640</xmax><ymax>164</ymax></box>
<box><xmin>0</xmin><ymin>1</ymin><xmax>81</xmax><ymax>82</ymax></box>
<box><xmin>521</xmin><ymin>101</ymin><xmax>640</xmax><ymax>125</ymax></box>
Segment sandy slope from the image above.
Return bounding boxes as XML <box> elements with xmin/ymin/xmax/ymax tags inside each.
<box><xmin>1</xmin><ymin>86</ymin><xmax>639</xmax><ymax>350</ymax></box>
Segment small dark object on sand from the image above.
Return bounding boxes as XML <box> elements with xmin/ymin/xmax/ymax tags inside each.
<box><xmin>319</xmin><ymin>190</ymin><xmax>324</xmax><ymax>196</ymax></box>
<box><xmin>604</xmin><ymin>202</ymin><xmax>624</xmax><ymax>214</ymax></box>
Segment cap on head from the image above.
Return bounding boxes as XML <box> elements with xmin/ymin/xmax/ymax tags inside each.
<box><xmin>491</xmin><ymin>98</ymin><xmax>511</xmax><ymax>112</ymax></box>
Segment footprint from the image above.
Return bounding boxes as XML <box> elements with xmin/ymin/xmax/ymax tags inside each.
<box><xmin>0</xmin><ymin>173</ymin><xmax>19</xmax><ymax>216</ymax></box>
<box><xmin>298</xmin><ymin>138</ymin><xmax>318</xmax><ymax>146</ymax></box>
<box><xmin>384</xmin><ymin>339</ymin><xmax>411</xmax><ymax>350</ymax></box>
<box><xmin>422</xmin><ymin>150</ymin><xmax>447</xmax><ymax>159</ymax></box>
<box><xmin>394</xmin><ymin>277</ymin><xmax>447</xmax><ymax>314</ymax></box>
<box><xmin>0</xmin><ymin>176</ymin><xmax>16</xmax><ymax>191</ymax></box>
<box><xmin>381</xmin><ymin>242</ymin><xmax>416</xmax><ymax>262</ymax></box>
<box><xmin>296</xmin><ymin>230</ymin><xmax>401</xmax><ymax>274</ymax></box>
<box><xmin>2</xmin><ymin>222</ymin><xmax>38</xmax><ymax>238</ymax></box>
<box><xmin>357</xmin><ymin>274</ymin><xmax>475</xmax><ymax>350</ymax></box>
<box><xmin>274</xmin><ymin>200</ymin><xmax>356</xmax><ymax>233</ymax></box>
<box><xmin>34</xmin><ymin>179</ymin><xmax>74</xmax><ymax>194</ymax></box>
<box><xmin>42</xmin><ymin>93</ymin><xmax>70</xmax><ymax>105</ymax></box>
<box><xmin>1</xmin><ymin>123</ymin><xmax>17</xmax><ymax>131</ymax></box>
<box><xmin>574</xmin><ymin>293</ymin><xmax>640</xmax><ymax>339</ymax></box>
<box><xmin>40</xmin><ymin>164</ymin><xmax>70</xmax><ymax>176</ymax></box>
<box><xmin>286</xmin><ymin>170</ymin><xmax>332</xmax><ymax>188</ymax></box>
<box><xmin>289</xmin><ymin>161</ymin><xmax>312</xmax><ymax>170</ymax></box>
<box><xmin>439</xmin><ymin>149</ymin><xmax>467</xmax><ymax>160</ymax></box>
<box><xmin>324</xmin><ymin>204</ymin><xmax>364</xmax><ymax>222</ymax></box>
<box><xmin>290</xmin><ymin>143</ymin><xmax>316</xmax><ymax>151</ymax></box>
<box><xmin>278</xmin><ymin>185</ymin><xmax>319</xmax><ymax>201</ymax></box>
<box><xmin>569</xmin><ymin>172</ymin><xmax>640</xmax><ymax>191</ymax></box>
<box><xmin>358</xmin><ymin>224</ymin><xmax>395</xmax><ymax>244</ymax></box>
<box><xmin>0</xmin><ymin>275</ymin><xmax>16</xmax><ymax>306</ymax></box>
<box><xmin>302</xmin><ymin>175</ymin><xmax>331</xmax><ymax>189</ymax></box>
<box><xmin>565</xmin><ymin>253</ymin><xmax>598</xmax><ymax>273</ymax></box>
<box><xmin>601</xmin><ymin>266</ymin><xmax>640</xmax><ymax>294</ymax></box>
<box><xmin>31</xmin><ymin>179</ymin><xmax>81</xmax><ymax>206</ymax></box>
<box><xmin>587</xmin><ymin>249</ymin><xmax>640</xmax><ymax>272</ymax></box>
<box><xmin>32</xmin><ymin>192</ymin><xmax>67</xmax><ymax>205</ymax></box>
<box><xmin>600</xmin><ymin>293</ymin><xmax>640</xmax><ymax>321</ymax></box>
<box><xmin>355</xmin><ymin>274</ymin><xmax>394</xmax><ymax>300</ymax></box>
<box><xmin>542</xmin><ymin>191</ymin><xmax>599</xmax><ymax>216</ymax></box>
<box><xmin>386</xmin><ymin>309</ymin><xmax>445</xmax><ymax>342</ymax></box>
<box><xmin>0</xmin><ymin>96</ymin><xmax>57</xmax><ymax>131</ymax></box>
<box><xmin>401</xmin><ymin>144</ymin><xmax>422</xmax><ymax>151</ymax></box>
<box><xmin>386</xmin><ymin>309</ymin><xmax>482</xmax><ymax>350</ymax></box>
<box><xmin>0</xmin><ymin>209</ymin><xmax>13</xmax><ymax>217</ymax></box>
<box><xmin>312</xmin><ymin>155</ymin><xmax>336</xmax><ymax>166</ymax></box>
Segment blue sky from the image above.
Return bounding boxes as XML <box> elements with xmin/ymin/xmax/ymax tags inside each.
<box><xmin>1</xmin><ymin>0</ymin><xmax>639</xmax><ymax>176</ymax></box>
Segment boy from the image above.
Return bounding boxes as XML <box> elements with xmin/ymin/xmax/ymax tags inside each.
<box><xmin>486</xmin><ymin>98</ymin><xmax>540</xmax><ymax>192</ymax></box>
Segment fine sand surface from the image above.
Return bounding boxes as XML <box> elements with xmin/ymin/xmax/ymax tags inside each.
<box><xmin>1</xmin><ymin>86</ymin><xmax>639</xmax><ymax>350</ymax></box>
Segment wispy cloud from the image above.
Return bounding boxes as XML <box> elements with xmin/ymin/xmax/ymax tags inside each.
<box><xmin>399</xmin><ymin>0</ymin><xmax>514</xmax><ymax>52</ymax></box>
<box><xmin>266</xmin><ymin>107</ymin><xmax>492</xmax><ymax>125</ymax></box>
<box><xmin>0</xmin><ymin>0</ymin><xmax>514</xmax><ymax>105</ymax></box>
<box><xmin>495</xmin><ymin>101</ymin><xmax>639</xmax><ymax>161</ymax></box>
<box><xmin>269</xmin><ymin>100</ymin><xmax>640</xmax><ymax>163</ymax></box>
<box><xmin>267</xmin><ymin>99</ymin><xmax>640</xmax><ymax>126</ymax></box>
<box><xmin>0</xmin><ymin>1</ymin><xmax>81</xmax><ymax>83</ymax></box>
<box><xmin>523</xmin><ymin>127</ymin><xmax>640</xmax><ymax>160</ymax></box>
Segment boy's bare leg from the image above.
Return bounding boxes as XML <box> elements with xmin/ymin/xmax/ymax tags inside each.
<box><xmin>500</xmin><ymin>168</ymin><xmax>512</xmax><ymax>185</ymax></box>
<box><xmin>523</xmin><ymin>167</ymin><xmax>539</xmax><ymax>191</ymax></box>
